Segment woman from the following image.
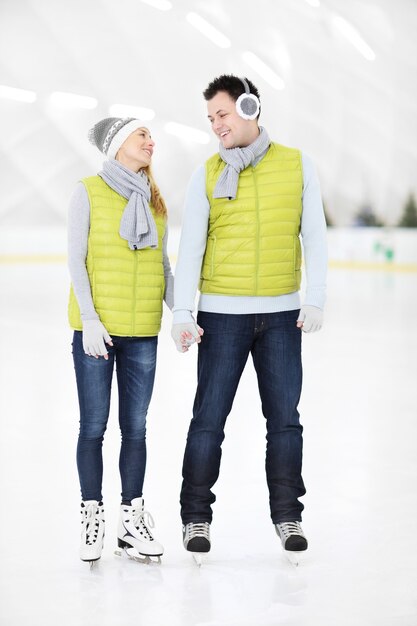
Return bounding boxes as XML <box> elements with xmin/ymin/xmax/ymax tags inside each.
<box><xmin>68</xmin><ymin>117</ymin><xmax>173</xmax><ymax>564</ymax></box>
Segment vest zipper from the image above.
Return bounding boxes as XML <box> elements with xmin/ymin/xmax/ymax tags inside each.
<box><xmin>131</xmin><ymin>249</ymin><xmax>138</xmax><ymax>335</ymax></box>
<box><xmin>252</xmin><ymin>167</ymin><xmax>260</xmax><ymax>294</ymax></box>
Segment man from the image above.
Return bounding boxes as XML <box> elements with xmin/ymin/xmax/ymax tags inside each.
<box><xmin>171</xmin><ymin>74</ymin><xmax>327</xmax><ymax>560</ymax></box>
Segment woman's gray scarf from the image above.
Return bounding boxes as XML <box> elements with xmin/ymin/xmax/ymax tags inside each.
<box><xmin>214</xmin><ymin>126</ymin><xmax>271</xmax><ymax>200</ymax></box>
<box><xmin>99</xmin><ymin>159</ymin><xmax>158</xmax><ymax>250</ymax></box>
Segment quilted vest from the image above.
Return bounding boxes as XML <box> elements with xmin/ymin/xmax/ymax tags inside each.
<box><xmin>68</xmin><ymin>175</ymin><xmax>166</xmax><ymax>336</ymax></box>
<box><xmin>201</xmin><ymin>142</ymin><xmax>303</xmax><ymax>296</ymax></box>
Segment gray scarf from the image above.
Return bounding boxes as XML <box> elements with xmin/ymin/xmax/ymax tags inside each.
<box><xmin>213</xmin><ymin>126</ymin><xmax>271</xmax><ymax>200</ymax></box>
<box><xmin>99</xmin><ymin>159</ymin><xmax>158</xmax><ymax>250</ymax></box>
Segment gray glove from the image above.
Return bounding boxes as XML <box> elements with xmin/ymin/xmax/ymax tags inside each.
<box><xmin>297</xmin><ymin>305</ymin><xmax>323</xmax><ymax>333</ymax></box>
<box><xmin>171</xmin><ymin>321</ymin><xmax>203</xmax><ymax>352</ymax></box>
<box><xmin>82</xmin><ymin>319</ymin><xmax>113</xmax><ymax>358</ymax></box>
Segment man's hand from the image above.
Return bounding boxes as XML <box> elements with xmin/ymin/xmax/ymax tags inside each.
<box><xmin>296</xmin><ymin>305</ymin><xmax>323</xmax><ymax>333</ymax></box>
<box><xmin>171</xmin><ymin>321</ymin><xmax>204</xmax><ymax>352</ymax></box>
<box><xmin>82</xmin><ymin>319</ymin><xmax>113</xmax><ymax>359</ymax></box>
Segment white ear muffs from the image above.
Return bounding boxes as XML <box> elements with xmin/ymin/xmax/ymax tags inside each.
<box><xmin>236</xmin><ymin>77</ymin><xmax>260</xmax><ymax>120</ymax></box>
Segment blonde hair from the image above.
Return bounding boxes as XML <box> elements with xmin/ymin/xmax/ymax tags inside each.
<box><xmin>144</xmin><ymin>165</ymin><xmax>167</xmax><ymax>217</ymax></box>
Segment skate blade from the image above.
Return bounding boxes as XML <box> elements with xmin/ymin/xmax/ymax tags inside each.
<box><xmin>114</xmin><ymin>547</ymin><xmax>161</xmax><ymax>565</ymax></box>
<box><xmin>192</xmin><ymin>552</ymin><xmax>205</xmax><ymax>567</ymax></box>
<box><xmin>80</xmin><ymin>557</ymin><xmax>100</xmax><ymax>569</ymax></box>
<box><xmin>283</xmin><ymin>549</ymin><xmax>304</xmax><ymax>567</ymax></box>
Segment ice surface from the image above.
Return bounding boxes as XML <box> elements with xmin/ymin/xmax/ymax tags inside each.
<box><xmin>0</xmin><ymin>263</ymin><xmax>416</xmax><ymax>626</ymax></box>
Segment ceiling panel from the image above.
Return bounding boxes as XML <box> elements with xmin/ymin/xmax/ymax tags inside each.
<box><xmin>0</xmin><ymin>0</ymin><xmax>416</xmax><ymax>227</ymax></box>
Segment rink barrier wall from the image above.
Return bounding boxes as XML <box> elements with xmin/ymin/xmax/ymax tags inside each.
<box><xmin>1</xmin><ymin>227</ymin><xmax>417</xmax><ymax>271</ymax></box>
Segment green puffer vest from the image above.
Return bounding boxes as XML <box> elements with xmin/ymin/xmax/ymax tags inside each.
<box><xmin>68</xmin><ymin>175</ymin><xmax>166</xmax><ymax>337</ymax></box>
<box><xmin>200</xmin><ymin>142</ymin><xmax>303</xmax><ymax>296</ymax></box>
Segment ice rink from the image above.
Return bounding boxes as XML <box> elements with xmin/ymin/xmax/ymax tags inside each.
<box><xmin>1</xmin><ymin>0</ymin><xmax>417</xmax><ymax>623</ymax></box>
<box><xmin>0</xmin><ymin>254</ymin><xmax>416</xmax><ymax>626</ymax></box>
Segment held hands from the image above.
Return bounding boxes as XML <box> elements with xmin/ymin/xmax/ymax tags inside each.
<box><xmin>82</xmin><ymin>319</ymin><xmax>113</xmax><ymax>359</ymax></box>
<box><xmin>171</xmin><ymin>321</ymin><xmax>204</xmax><ymax>352</ymax></box>
<box><xmin>296</xmin><ymin>305</ymin><xmax>323</xmax><ymax>333</ymax></box>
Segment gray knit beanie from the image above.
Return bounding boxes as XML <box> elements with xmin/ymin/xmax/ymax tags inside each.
<box><xmin>88</xmin><ymin>117</ymin><xmax>148</xmax><ymax>159</ymax></box>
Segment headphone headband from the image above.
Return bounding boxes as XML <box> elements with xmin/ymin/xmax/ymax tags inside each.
<box><xmin>236</xmin><ymin>77</ymin><xmax>260</xmax><ymax>120</ymax></box>
<box><xmin>240</xmin><ymin>77</ymin><xmax>250</xmax><ymax>94</ymax></box>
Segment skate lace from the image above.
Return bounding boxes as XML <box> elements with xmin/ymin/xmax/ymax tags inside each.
<box><xmin>278</xmin><ymin>521</ymin><xmax>303</xmax><ymax>539</ymax></box>
<box><xmin>83</xmin><ymin>503</ymin><xmax>101</xmax><ymax>545</ymax></box>
<box><xmin>133</xmin><ymin>508</ymin><xmax>155</xmax><ymax>541</ymax></box>
<box><xmin>188</xmin><ymin>522</ymin><xmax>210</xmax><ymax>540</ymax></box>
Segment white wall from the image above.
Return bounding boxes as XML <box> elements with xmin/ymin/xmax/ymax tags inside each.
<box><xmin>1</xmin><ymin>227</ymin><xmax>417</xmax><ymax>265</ymax></box>
<box><xmin>327</xmin><ymin>228</ymin><xmax>417</xmax><ymax>265</ymax></box>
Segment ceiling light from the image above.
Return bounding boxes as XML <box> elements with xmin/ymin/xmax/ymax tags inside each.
<box><xmin>186</xmin><ymin>12</ymin><xmax>231</xmax><ymax>49</ymax></box>
<box><xmin>165</xmin><ymin>122</ymin><xmax>210</xmax><ymax>144</ymax></box>
<box><xmin>140</xmin><ymin>0</ymin><xmax>172</xmax><ymax>9</ymax></box>
<box><xmin>333</xmin><ymin>15</ymin><xmax>376</xmax><ymax>61</ymax></box>
<box><xmin>49</xmin><ymin>92</ymin><xmax>98</xmax><ymax>109</ymax></box>
<box><xmin>109</xmin><ymin>104</ymin><xmax>155</xmax><ymax>120</ymax></box>
<box><xmin>242</xmin><ymin>52</ymin><xmax>285</xmax><ymax>90</ymax></box>
<box><xmin>0</xmin><ymin>85</ymin><xmax>37</xmax><ymax>103</ymax></box>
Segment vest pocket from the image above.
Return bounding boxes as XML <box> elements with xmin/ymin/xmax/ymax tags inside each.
<box><xmin>294</xmin><ymin>236</ymin><xmax>302</xmax><ymax>272</ymax></box>
<box><xmin>201</xmin><ymin>235</ymin><xmax>216</xmax><ymax>280</ymax></box>
<box><xmin>90</xmin><ymin>267</ymin><xmax>96</xmax><ymax>302</ymax></box>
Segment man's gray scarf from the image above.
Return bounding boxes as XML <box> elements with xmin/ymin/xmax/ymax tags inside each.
<box><xmin>99</xmin><ymin>159</ymin><xmax>158</xmax><ymax>250</ymax></box>
<box><xmin>214</xmin><ymin>126</ymin><xmax>271</xmax><ymax>200</ymax></box>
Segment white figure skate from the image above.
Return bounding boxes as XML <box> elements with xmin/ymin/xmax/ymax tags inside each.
<box><xmin>80</xmin><ymin>500</ymin><xmax>105</xmax><ymax>568</ymax></box>
<box><xmin>115</xmin><ymin>497</ymin><xmax>163</xmax><ymax>564</ymax></box>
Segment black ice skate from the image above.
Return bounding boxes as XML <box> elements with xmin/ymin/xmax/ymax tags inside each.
<box><xmin>182</xmin><ymin>522</ymin><xmax>210</xmax><ymax>566</ymax></box>
<box><xmin>275</xmin><ymin>521</ymin><xmax>308</xmax><ymax>566</ymax></box>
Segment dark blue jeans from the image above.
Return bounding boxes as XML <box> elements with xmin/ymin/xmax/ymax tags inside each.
<box><xmin>72</xmin><ymin>331</ymin><xmax>157</xmax><ymax>502</ymax></box>
<box><xmin>180</xmin><ymin>310</ymin><xmax>305</xmax><ymax>525</ymax></box>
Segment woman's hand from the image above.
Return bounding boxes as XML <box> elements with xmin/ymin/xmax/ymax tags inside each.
<box><xmin>82</xmin><ymin>320</ymin><xmax>113</xmax><ymax>359</ymax></box>
<box><xmin>171</xmin><ymin>322</ymin><xmax>204</xmax><ymax>352</ymax></box>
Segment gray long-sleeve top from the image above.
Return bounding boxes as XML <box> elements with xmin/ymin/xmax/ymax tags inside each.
<box><xmin>68</xmin><ymin>181</ymin><xmax>174</xmax><ymax>322</ymax></box>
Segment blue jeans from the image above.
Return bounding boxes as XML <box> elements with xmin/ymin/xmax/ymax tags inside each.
<box><xmin>72</xmin><ymin>331</ymin><xmax>157</xmax><ymax>502</ymax></box>
<box><xmin>180</xmin><ymin>310</ymin><xmax>305</xmax><ymax>525</ymax></box>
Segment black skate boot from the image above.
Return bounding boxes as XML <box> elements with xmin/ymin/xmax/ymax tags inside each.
<box><xmin>275</xmin><ymin>521</ymin><xmax>307</xmax><ymax>566</ymax></box>
<box><xmin>182</xmin><ymin>522</ymin><xmax>210</xmax><ymax>566</ymax></box>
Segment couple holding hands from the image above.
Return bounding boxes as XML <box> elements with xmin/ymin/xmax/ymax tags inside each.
<box><xmin>68</xmin><ymin>74</ymin><xmax>327</xmax><ymax>565</ymax></box>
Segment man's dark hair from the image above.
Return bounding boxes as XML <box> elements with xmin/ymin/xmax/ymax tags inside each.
<box><xmin>203</xmin><ymin>74</ymin><xmax>260</xmax><ymax>104</ymax></box>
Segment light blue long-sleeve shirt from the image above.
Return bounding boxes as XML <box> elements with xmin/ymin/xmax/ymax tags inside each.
<box><xmin>173</xmin><ymin>151</ymin><xmax>327</xmax><ymax>324</ymax></box>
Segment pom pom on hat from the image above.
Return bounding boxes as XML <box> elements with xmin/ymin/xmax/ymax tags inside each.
<box><xmin>88</xmin><ymin>117</ymin><xmax>148</xmax><ymax>159</ymax></box>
